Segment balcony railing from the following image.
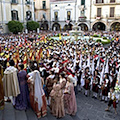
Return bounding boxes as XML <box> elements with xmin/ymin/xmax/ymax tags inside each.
<box><xmin>78</xmin><ymin>16</ymin><xmax>86</xmax><ymax>22</ymax></box>
<box><xmin>93</xmin><ymin>0</ymin><xmax>120</xmax><ymax>5</ymax></box>
<box><xmin>94</xmin><ymin>15</ymin><xmax>103</xmax><ymax>19</ymax></box>
<box><xmin>107</xmin><ymin>14</ymin><xmax>120</xmax><ymax>19</ymax></box>
<box><xmin>52</xmin><ymin>18</ymin><xmax>59</xmax><ymax>22</ymax></box>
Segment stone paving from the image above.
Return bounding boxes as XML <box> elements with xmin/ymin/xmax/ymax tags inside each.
<box><xmin>0</xmin><ymin>92</ymin><xmax>120</xmax><ymax>120</ymax></box>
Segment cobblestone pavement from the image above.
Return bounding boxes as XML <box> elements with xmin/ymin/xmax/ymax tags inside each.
<box><xmin>0</xmin><ymin>92</ymin><xmax>120</xmax><ymax>120</ymax></box>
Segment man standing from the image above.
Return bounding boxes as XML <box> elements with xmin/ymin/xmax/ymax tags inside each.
<box><xmin>3</xmin><ymin>60</ymin><xmax>20</xmax><ymax>105</ymax></box>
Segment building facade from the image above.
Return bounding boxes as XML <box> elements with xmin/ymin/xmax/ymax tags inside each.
<box><xmin>50</xmin><ymin>0</ymin><xmax>76</xmax><ymax>31</ymax></box>
<box><xmin>91</xmin><ymin>0</ymin><xmax>120</xmax><ymax>31</ymax></box>
<box><xmin>50</xmin><ymin>0</ymin><xmax>120</xmax><ymax>31</ymax></box>
<box><xmin>35</xmin><ymin>0</ymin><xmax>50</xmax><ymax>30</ymax></box>
<box><xmin>0</xmin><ymin>0</ymin><xmax>35</xmax><ymax>33</ymax></box>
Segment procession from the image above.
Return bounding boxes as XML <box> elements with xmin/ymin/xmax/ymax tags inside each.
<box><xmin>0</xmin><ymin>30</ymin><xmax>120</xmax><ymax>120</ymax></box>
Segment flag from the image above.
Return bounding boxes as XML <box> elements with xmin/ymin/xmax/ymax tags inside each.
<box><xmin>105</xmin><ymin>59</ymin><xmax>109</xmax><ymax>73</ymax></box>
<box><xmin>59</xmin><ymin>33</ymin><xmax>61</xmax><ymax>40</ymax></box>
<box><xmin>23</xmin><ymin>53</ymin><xmax>27</xmax><ymax>70</ymax></box>
<box><xmin>100</xmin><ymin>63</ymin><xmax>105</xmax><ymax>85</ymax></box>
<box><xmin>92</xmin><ymin>58</ymin><xmax>94</xmax><ymax>75</ymax></box>
<box><xmin>38</xmin><ymin>48</ymin><xmax>43</xmax><ymax>59</ymax></box>
<box><xmin>87</xmin><ymin>55</ymin><xmax>90</xmax><ymax>67</ymax></box>
<box><xmin>96</xmin><ymin>57</ymin><xmax>100</xmax><ymax>70</ymax></box>
<box><xmin>47</xmin><ymin>49</ymin><xmax>50</xmax><ymax>58</ymax></box>
<box><xmin>79</xmin><ymin>54</ymin><xmax>82</xmax><ymax>68</ymax></box>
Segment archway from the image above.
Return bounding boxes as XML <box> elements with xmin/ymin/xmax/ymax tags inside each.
<box><xmin>52</xmin><ymin>23</ymin><xmax>61</xmax><ymax>31</ymax></box>
<box><xmin>40</xmin><ymin>21</ymin><xmax>49</xmax><ymax>30</ymax></box>
<box><xmin>110</xmin><ymin>22</ymin><xmax>120</xmax><ymax>31</ymax></box>
<box><xmin>78</xmin><ymin>23</ymin><xmax>88</xmax><ymax>31</ymax></box>
<box><xmin>92</xmin><ymin>22</ymin><xmax>106</xmax><ymax>31</ymax></box>
<box><xmin>64</xmin><ymin>23</ymin><xmax>73</xmax><ymax>31</ymax></box>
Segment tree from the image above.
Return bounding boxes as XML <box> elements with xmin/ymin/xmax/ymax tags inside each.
<box><xmin>8</xmin><ymin>21</ymin><xmax>23</xmax><ymax>34</ymax></box>
<box><xmin>27</xmin><ymin>21</ymin><xmax>39</xmax><ymax>31</ymax></box>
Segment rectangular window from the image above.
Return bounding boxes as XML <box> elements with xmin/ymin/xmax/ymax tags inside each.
<box><xmin>11</xmin><ymin>10</ymin><xmax>18</xmax><ymax>20</ymax></box>
<box><xmin>97</xmin><ymin>8</ymin><xmax>101</xmax><ymax>17</ymax></box>
<box><xmin>54</xmin><ymin>12</ymin><xmax>58</xmax><ymax>21</ymax></box>
<box><xmin>110</xmin><ymin>0</ymin><xmax>115</xmax><ymax>3</ymax></box>
<box><xmin>81</xmin><ymin>0</ymin><xmax>85</xmax><ymax>5</ymax></box>
<box><xmin>110</xmin><ymin>7</ymin><xmax>115</xmax><ymax>17</ymax></box>
<box><xmin>67</xmin><ymin>11</ymin><xmax>71</xmax><ymax>20</ymax></box>
<box><xmin>11</xmin><ymin>0</ymin><xmax>17</xmax><ymax>3</ymax></box>
<box><xmin>42</xmin><ymin>1</ymin><xmax>46</xmax><ymax>9</ymax></box>
<box><xmin>96</xmin><ymin>0</ymin><xmax>104</xmax><ymax>3</ymax></box>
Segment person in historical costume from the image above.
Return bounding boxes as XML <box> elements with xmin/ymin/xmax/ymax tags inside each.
<box><xmin>105</xmin><ymin>88</ymin><xmax>117</xmax><ymax>114</ymax></box>
<box><xmin>109</xmin><ymin>67</ymin><xmax>117</xmax><ymax>88</ymax></box>
<box><xmin>3</xmin><ymin>60</ymin><xmax>20</xmax><ymax>105</ymax></box>
<box><xmin>59</xmin><ymin>73</ymin><xmax>66</xmax><ymax>90</ymax></box>
<box><xmin>101</xmin><ymin>73</ymin><xmax>110</xmax><ymax>102</ymax></box>
<box><xmin>84</xmin><ymin>67</ymin><xmax>91</xmax><ymax>97</ymax></box>
<box><xmin>0</xmin><ymin>65</ymin><xmax>4</xmax><ymax>110</ymax></box>
<box><xmin>50</xmin><ymin>82</ymin><xmax>65</xmax><ymax>118</ymax></box>
<box><xmin>92</xmin><ymin>70</ymin><xmax>100</xmax><ymax>99</ymax></box>
<box><xmin>15</xmin><ymin>64</ymin><xmax>30</xmax><ymax>110</ymax></box>
<box><xmin>64</xmin><ymin>76</ymin><xmax>77</xmax><ymax>115</ymax></box>
<box><xmin>27</xmin><ymin>64</ymin><xmax>47</xmax><ymax>118</ymax></box>
<box><xmin>45</xmin><ymin>70</ymin><xmax>55</xmax><ymax>105</ymax></box>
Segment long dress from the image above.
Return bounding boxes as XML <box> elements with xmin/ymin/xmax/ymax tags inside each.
<box><xmin>64</xmin><ymin>82</ymin><xmax>77</xmax><ymax>115</ymax></box>
<box><xmin>28</xmin><ymin>70</ymin><xmax>47</xmax><ymax>118</ymax></box>
<box><xmin>15</xmin><ymin>70</ymin><xmax>30</xmax><ymax>110</ymax></box>
<box><xmin>50</xmin><ymin>83</ymin><xmax>65</xmax><ymax>118</ymax></box>
<box><xmin>0</xmin><ymin>65</ymin><xmax>4</xmax><ymax>110</ymax></box>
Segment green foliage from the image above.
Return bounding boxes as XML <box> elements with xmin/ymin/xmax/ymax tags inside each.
<box><xmin>101</xmin><ymin>39</ymin><xmax>111</xmax><ymax>45</ymax></box>
<box><xmin>96</xmin><ymin>39</ymin><xmax>111</xmax><ymax>45</ymax></box>
<box><xmin>27</xmin><ymin>21</ymin><xmax>40</xmax><ymax>31</ymax></box>
<box><xmin>8</xmin><ymin>21</ymin><xmax>23</xmax><ymax>34</ymax></box>
<box><xmin>96</xmin><ymin>39</ymin><xmax>101</xmax><ymax>42</ymax></box>
<box><xmin>93</xmin><ymin>34</ymin><xmax>99</xmax><ymax>37</ymax></box>
<box><xmin>103</xmin><ymin>37</ymin><xmax>107</xmax><ymax>39</ymax></box>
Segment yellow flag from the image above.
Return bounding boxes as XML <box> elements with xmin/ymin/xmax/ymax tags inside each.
<box><xmin>59</xmin><ymin>33</ymin><xmax>61</xmax><ymax>40</ymax></box>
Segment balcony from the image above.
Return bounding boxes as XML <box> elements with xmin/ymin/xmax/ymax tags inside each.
<box><xmin>93</xmin><ymin>0</ymin><xmax>120</xmax><ymax>5</ymax></box>
<box><xmin>94</xmin><ymin>15</ymin><xmax>103</xmax><ymax>20</ymax></box>
<box><xmin>11</xmin><ymin>0</ymin><xmax>18</xmax><ymax>4</ymax></box>
<box><xmin>52</xmin><ymin>18</ymin><xmax>59</xmax><ymax>22</ymax></box>
<box><xmin>107</xmin><ymin>14</ymin><xmax>120</xmax><ymax>19</ymax></box>
<box><xmin>78</xmin><ymin>16</ymin><xmax>86</xmax><ymax>22</ymax></box>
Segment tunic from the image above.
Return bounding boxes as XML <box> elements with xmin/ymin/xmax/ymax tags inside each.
<box><xmin>3</xmin><ymin>66</ymin><xmax>20</xmax><ymax>97</ymax></box>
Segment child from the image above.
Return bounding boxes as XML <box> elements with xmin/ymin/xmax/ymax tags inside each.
<box><xmin>105</xmin><ymin>88</ymin><xmax>117</xmax><ymax>114</ymax></box>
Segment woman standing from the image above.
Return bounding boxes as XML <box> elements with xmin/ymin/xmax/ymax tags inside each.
<box><xmin>50</xmin><ymin>82</ymin><xmax>65</xmax><ymax>118</ymax></box>
<box><xmin>15</xmin><ymin>64</ymin><xmax>30</xmax><ymax>110</ymax></box>
<box><xmin>0</xmin><ymin>65</ymin><xmax>4</xmax><ymax>110</ymax></box>
<box><xmin>64</xmin><ymin>76</ymin><xmax>77</xmax><ymax>115</ymax></box>
<box><xmin>27</xmin><ymin>63</ymin><xmax>47</xmax><ymax>118</ymax></box>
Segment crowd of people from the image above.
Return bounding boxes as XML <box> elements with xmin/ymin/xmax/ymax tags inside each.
<box><xmin>0</xmin><ymin>31</ymin><xmax>120</xmax><ymax>118</ymax></box>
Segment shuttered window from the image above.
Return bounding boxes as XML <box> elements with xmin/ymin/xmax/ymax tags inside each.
<box><xmin>97</xmin><ymin>8</ymin><xmax>101</xmax><ymax>17</ymax></box>
<box><xmin>110</xmin><ymin>7</ymin><xmax>115</xmax><ymax>17</ymax></box>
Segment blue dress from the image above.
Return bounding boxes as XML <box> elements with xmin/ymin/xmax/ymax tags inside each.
<box><xmin>15</xmin><ymin>70</ymin><xmax>30</xmax><ymax>110</ymax></box>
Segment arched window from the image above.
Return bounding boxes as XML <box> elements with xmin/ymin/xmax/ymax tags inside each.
<box><xmin>11</xmin><ymin>10</ymin><xmax>18</xmax><ymax>20</ymax></box>
<box><xmin>67</xmin><ymin>11</ymin><xmax>71</xmax><ymax>20</ymax></box>
<box><xmin>26</xmin><ymin>11</ymin><xmax>32</xmax><ymax>21</ymax></box>
<box><xmin>54</xmin><ymin>12</ymin><xmax>58</xmax><ymax>21</ymax></box>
